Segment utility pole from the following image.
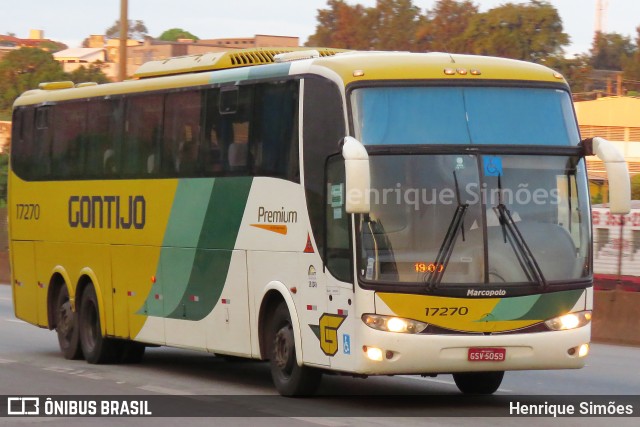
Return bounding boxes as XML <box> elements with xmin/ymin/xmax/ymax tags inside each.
<box><xmin>118</xmin><ymin>0</ymin><xmax>128</xmax><ymax>82</ymax></box>
<box><xmin>595</xmin><ymin>0</ymin><xmax>608</xmax><ymax>34</ymax></box>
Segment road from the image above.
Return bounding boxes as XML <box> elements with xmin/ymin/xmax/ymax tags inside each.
<box><xmin>0</xmin><ymin>284</ymin><xmax>638</xmax><ymax>426</ymax></box>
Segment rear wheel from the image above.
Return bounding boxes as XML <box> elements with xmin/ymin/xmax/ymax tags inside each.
<box><xmin>269</xmin><ymin>302</ymin><xmax>322</xmax><ymax>396</ymax></box>
<box><xmin>55</xmin><ymin>285</ymin><xmax>83</xmax><ymax>360</ymax></box>
<box><xmin>453</xmin><ymin>371</ymin><xmax>504</xmax><ymax>394</ymax></box>
<box><xmin>78</xmin><ymin>284</ymin><xmax>119</xmax><ymax>364</ymax></box>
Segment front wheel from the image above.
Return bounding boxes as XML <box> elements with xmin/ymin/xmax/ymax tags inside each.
<box><xmin>55</xmin><ymin>285</ymin><xmax>83</xmax><ymax>360</ymax></box>
<box><xmin>269</xmin><ymin>302</ymin><xmax>322</xmax><ymax>396</ymax></box>
<box><xmin>453</xmin><ymin>371</ymin><xmax>504</xmax><ymax>394</ymax></box>
<box><xmin>78</xmin><ymin>284</ymin><xmax>119</xmax><ymax>364</ymax></box>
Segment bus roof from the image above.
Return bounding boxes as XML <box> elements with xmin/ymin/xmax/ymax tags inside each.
<box><xmin>133</xmin><ymin>47</ymin><xmax>347</xmax><ymax>79</ymax></box>
<box><xmin>12</xmin><ymin>49</ymin><xmax>568</xmax><ymax>108</ymax></box>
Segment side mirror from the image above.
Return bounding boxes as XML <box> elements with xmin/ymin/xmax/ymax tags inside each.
<box><xmin>582</xmin><ymin>137</ymin><xmax>631</xmax><ymax>214</ymax></box>
<box><xmin>342</xmin><ymin>136</ymin><xmax>370</xmax><ymax>214</ymax></box>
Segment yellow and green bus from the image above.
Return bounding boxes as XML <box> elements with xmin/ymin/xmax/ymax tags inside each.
<box><xmin>9</xmin><ymin>48</ymin><xmax>630</xmax><ymax>396</ymax></box>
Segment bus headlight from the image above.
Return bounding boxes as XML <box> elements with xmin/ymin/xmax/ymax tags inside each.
<box><xmin>545</xmin><ymin>311</ymin><xmax>592</xmax><ymax>331</ymax></box>
<box><xmin>362</xmin><ymin>314</ymin><xmax>428</xmax><ymax>334</ymax></box>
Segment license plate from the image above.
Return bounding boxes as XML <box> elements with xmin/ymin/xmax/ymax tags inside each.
<box><xmin>468</xmin><ymin>347</ymin><xmax>506</xmax><ymax>362</ymax></box>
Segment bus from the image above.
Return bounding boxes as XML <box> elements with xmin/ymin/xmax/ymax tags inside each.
<box><xmin>9</xmin><ymin>48</ymin><xmax>631</xmax><ymax>396</ymax></box>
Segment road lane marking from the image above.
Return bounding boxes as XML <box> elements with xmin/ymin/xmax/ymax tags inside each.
<box><xmin>5</xmin><ymin>318</ymin><xmax>26</xmax><ymax>323</ymax></box>
<box><xmin>43</xmin><ymin>366</ymin><xmax>104</xmax><ymax>380</ymax></box>
<box><xmin>138</xmin><ymin>385</ymin><xmax>195</xmax><ymax>395</ymax></box>
<box><xmin>0</xmin><ymin>297</ymin><xmax>13</xmax><ymax>301</ymax></box>
<box><xmin>0</xmin><ymin>358</ymin><xmax>17</xmax><ymax>364</ymax></box>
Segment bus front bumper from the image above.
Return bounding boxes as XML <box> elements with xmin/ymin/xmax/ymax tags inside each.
<box><xmin>347</xmin><ymin>324</ymin><xmax>590</xmax><ymax>375</ymax></box>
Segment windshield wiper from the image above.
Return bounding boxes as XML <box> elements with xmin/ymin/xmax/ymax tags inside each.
<box><xmin>425</xmin><ymin>171</ymin><xmax>468</xmax><ymax>288</ymax></box>
<box><xmin>494</xmin><ymin>175</ymin><xmax>547</xmax><ymax>288</ymax></box>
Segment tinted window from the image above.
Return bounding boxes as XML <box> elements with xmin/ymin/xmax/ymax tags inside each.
<box><xmin>11</xmin><ymin>80</ymin><xmax>300</xmax><ymax>182</ymax></box>
<box><xmin>164</xmin><ymin>90</ymin><xmax>203</xmax><ymax>176</ymax></box>
<box><xmin>351</xmin><ymin>87</ymin><xmax>579</xmax><ymax>146</ymax></box>
<box><xmin>303</xmin><ymin>77</ymin><xmax>346</xmax><ymax>264</ymax></box>
<box><xmin>51</xmin><ymin>101</ymin><xmax>86</xmax><ymax>178</ymax></box>
<box><xmin>122</xmin><ymin>94</ymin><xmax>163</xmax><ymax>176</ymax></box>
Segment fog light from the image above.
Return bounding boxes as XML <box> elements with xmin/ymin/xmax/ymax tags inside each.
<box><xmin>364</xmin><ymin>346</ymin><xmax>383</xmax><ymax>361</ymax></box>
<box><xmin>578</xmin><ymin>343</ymin><xmax>589</xmax><ymax>358</ymax></box>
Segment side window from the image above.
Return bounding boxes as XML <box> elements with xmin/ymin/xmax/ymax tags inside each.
<box><xmin>33</xmin><ymin>106</ymin><xmax>52</xmax><ymax>179</ymax></box>
<box><xmin>51</xmin><ymin>102</ymin><xmax>86</xmax><ymax>179</ymax></box>
<box><xmin>85</xmin><ymin>98</ymin><xmax>121</xmax><ymax>178</ymax></box>
<box><xmin>303</xmin><ymin>77</ymin><xmax>346</xmax><ymax>259</ymax></box>
<box><xmin>225</xmin><ymin>86</ymin><xmax>251</xmax><ymax>174</ymax></box>
<box><xmin>325</xmin><ymin>155</ymin><xmax>352</xmax><ymax>282</ymax></box>
<box><xmin>163</xmin><ymin>90</ymin><xmax>202</xmax><ymax>176</ymax></box>
<box><xmin>123</xmin><ymin>94</ymin><xmax>163</xmax><ymax>177</ymax></box>
<box><xmin>251</xmin><ymin>81</ymin><xmax>299</xmax><ymax>180</ymax></box>
<box><xmin>11</xmin><ymin>107</ymin><xmax>35</xmax><ymax>180</ymax></box>
<box><xmin>202</xmin><ymin>87</ymin><xmax>224</xmax><ymax>176</ymax></box>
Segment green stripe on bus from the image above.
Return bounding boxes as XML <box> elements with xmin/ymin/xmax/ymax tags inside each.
<box><xmin>479</xmin><ymin>289</ymin><xmax>584</xmax><ymax>322</ymax></box>
<box><xmin>482</xmin><ymin>294</ymin><xmax>540</xmax><ymax>321</ymax></box>
<box><xmin>140</xmin><ymin>177</ymin><xmax>253</xmax><ymax>320</ymax></box>
<box><xmin>163</xmin><ymin>179</ymin><xmax>215</xmax><ymax>247</ymax></box>
<box><xmin>166</xmin><ymin>177</ymin><xmax>253</xmax><ymax>320</ymax></box>
<box><xmin>514</xmin><ymin>289</ymin><xmax>584</xmax><ymax>321</ymax></box>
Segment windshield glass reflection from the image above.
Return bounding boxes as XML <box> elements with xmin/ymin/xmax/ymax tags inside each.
<box><xmin>357</xmin><ymin>154</ymin><xmax>590</xmax><ymax>286</ymax></box>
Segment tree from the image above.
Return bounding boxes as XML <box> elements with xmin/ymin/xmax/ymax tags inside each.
<box><xmin>306</xmin><ymin>0</ymin><xmax>371</xmax><ymax>49</ymax></box>
<box><xmin>622</xmin><ymin>26</ymin><xmax>640</xmax><ymax>93</ymax></box>
<box><xmin>105</xmin><ymin>19</ymin><xmax>148</xmax><ymax>40</ymax></box>
<box><xmin>368</xmin><ymin>0</ymin><xmax>421</xmax><ymax>51</ymax></box>
<box><xmin>158</xmin><ymin>28</ymin><xmax>199</xmax><ymax>42</ymax></box>
<box><xmin>462</xmin><ymin>1</ymin><xmax>569</xmax><ymax>62</ymax></box>
<box><xmin>545</xmin><ymin>54</ymin><xmax>592</xmax><ymax>94</ymax></box>
<box><xmin>416</xmin><ymin>0</ymin><xmax>478</xmax><ymax>53</ymax></box>
<box><xmin>0</xmin><ymin>47</ymin><xmax>66</xmax><ymax>113</ymax></box>
<box><xmin>68</xmin><ymin>62</ymin><xmax>110</xmax><ymax>84</ymax></box>
<box><xmin>590</xmin><ymin>31</ymin><xmax>635</xmax><ymax>70</ymax></box>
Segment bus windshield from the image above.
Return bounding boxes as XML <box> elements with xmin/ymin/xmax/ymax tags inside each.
<box><xmin>357</xmin><ymin>153</ymin><xmax>591</xmax><ymax>286</ymax></box>
<box><xmin>351</xmin><ymin>86</ymin><xmax>580</xmax><ymax>146</ymax></box>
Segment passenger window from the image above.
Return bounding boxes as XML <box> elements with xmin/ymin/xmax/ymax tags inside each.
<box><xmin>123</xmin><ymin>94</ymin><xmax>163</xmax><ymax>177</ymax></box>
<box><xmin>164</xmin><ymin>91</ymin><xmax>202</xmax><ymax>176</ymax></box>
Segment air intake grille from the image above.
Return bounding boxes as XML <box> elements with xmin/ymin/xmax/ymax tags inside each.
<box><xmin>229</xmin><ymin>49</ymin><xmax>339</xmax><ymax>66</ymax></box>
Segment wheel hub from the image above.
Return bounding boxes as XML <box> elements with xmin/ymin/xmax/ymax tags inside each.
<box><xmin>273</xmin><ymin>325</ymin><xmax>294</xmax><ymax>372</ymax></box>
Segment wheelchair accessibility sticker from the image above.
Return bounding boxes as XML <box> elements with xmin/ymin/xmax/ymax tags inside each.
<box><xmin>343</xmin><ymin>334</ymin><xmax>351</xmax><ymax>355</ymax></box>
<box><xmin>484</xmin><ymin>156</ymin><xmax>503</xmax><ymax>177</ymax></box>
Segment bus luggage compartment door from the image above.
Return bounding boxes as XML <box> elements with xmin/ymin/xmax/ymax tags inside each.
<box><xmin>11</xmin><ymin>241</ymin><xmax>39</xmax><ymax>325</ymax></box>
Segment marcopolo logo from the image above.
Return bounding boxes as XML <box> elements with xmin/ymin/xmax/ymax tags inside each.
<box><xmin>467</xmin><ymin>289</ymin><xmax>507</xmax><ymax>297</ymax></box>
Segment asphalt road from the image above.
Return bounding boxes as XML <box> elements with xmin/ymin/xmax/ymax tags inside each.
<box><xmin>0</xmin><ymin>284</ymin><xmax>637</xmax><ymax>426</ymax></box>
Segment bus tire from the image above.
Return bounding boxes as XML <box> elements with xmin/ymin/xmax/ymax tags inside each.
<box><xmin>78</xmin><ymin>284</ymin><xmax>119</xmax><ymax>364</ymax></box>
<box><xmin>453</xmin><ymin>371</ymin><xmax>504</xmax><ymax>394</ymax></box>
<box><xmin>55</xmin><ymin>285</ymin><xmax>83</xmax><ymax>360</ymax></box>
<box><xmin>269</xmin><ymin>302</ymin><xmax>322</xmax><ymax>396</ymax></box>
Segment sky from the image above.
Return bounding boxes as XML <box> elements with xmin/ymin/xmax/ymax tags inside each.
<box><xmin>0</xmin><ymin>0</ymin><xmax>638</xmax><ymax>56</ymax></box>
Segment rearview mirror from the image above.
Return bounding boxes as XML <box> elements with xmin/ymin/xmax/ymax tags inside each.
<box><xmin>342</xmin><ymin>136</ymin><xmax>370</xmax><ymax>214</ymax></box>
<box><xmin>582</xmin><ymin>137</ymin><xmax>631</xmax><ymax>214</ymax></box>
